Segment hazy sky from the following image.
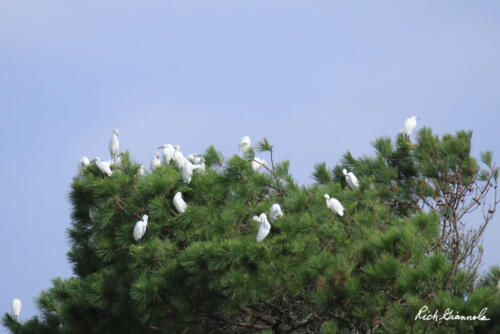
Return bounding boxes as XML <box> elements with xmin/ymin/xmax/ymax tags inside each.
<box><xmin>1</xmin><ymin>1</ymin><xmax>500</xmax><ymax>328</ymax></box>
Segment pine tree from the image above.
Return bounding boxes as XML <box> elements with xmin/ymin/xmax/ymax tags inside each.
<box><xmin>4</xmin><ymin>129</ymin><xmax>500</xmax><ymax>333</ymax></box>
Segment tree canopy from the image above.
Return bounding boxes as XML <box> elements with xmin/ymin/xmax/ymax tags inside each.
<box><xmin>4</xmin><ymin>128</ymin><xmax>500</xmax><ymax>333</ymax></box>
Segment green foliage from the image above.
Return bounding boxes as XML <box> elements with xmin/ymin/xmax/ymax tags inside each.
<box><xmin>4</xmin><ymin>130</ymin><xmax>500</xmax><ymax>333</ymax></box>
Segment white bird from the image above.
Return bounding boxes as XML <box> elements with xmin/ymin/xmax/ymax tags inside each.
<box><xmin>401</xmin><ymin>116</ymin><xmax>417</xmax><ymax>136</ymax></box>
<box><xmin>324</xmin><ymin>194</ymin><xmax>344</xmax><ymax>216</ymax></box>
<box><xmin>89</xmin><ymin>206</ymin><xmax>97</xmax><ymax>223</ymax></box>
<box><xmin>252</xmin><ymin>157</ymin><xmax>267</xmax><ymax>172</ymax></box>
<box><xmin>133</xmin><ymin>214</ymin><xmax>149</xmax><ymax>241</ymax></box>
<box><xmin>269</xmin><ymin>203</ymin><xmax>283</xmax><ymax>221</ymax></box>
<box><xmin>12</xmin><ymin>298</ymin><xmax>21</xmax><ymax>320</ymax></box>
<box><xmin>93</xmin><ymin>157</ymin><xmax>112</xmax><ymax>177</ymax></box>
<box><xmin>159</xmin><ymin>144</ymin><xmax>175</xmax><ymax>165</ymax></box>
<box><xmin>343</xmin><ymin>168</ymin><xmax>359</xmax><ymax>189</ymax></box>
<box><xmin>253</xmin><ymin>213</ymin><xmax>271</xmax><ymax>242</ymax></box>
<box><xmin>196</xmin><ymin>158</ymin><xmax>206</xmax><ymax>173</ymax></box>
<box><xmin>186</xmin><ymin>154</ymin><xmax>196</xmax><ymax>163</ymax></box>
<box><xmin>150</xmin><ymin>152</ymin><xmax>161</xmax><ymax>171</ymax></box>
<box><xmin>138</xmin><ymin>164</ymin><xmax>146</xmax><ymax>176</ymax></box>
<box><xmin>173</xmin><ymin>192</ymin><xmax>188</xmax><ymax>213</ymax></box>
<box><xmin>173</xmin><ymin>145</ymin><xmax>186</xmax><ymax>169</ymax></box>
<box><xmin>240</xmin><ymin>136</ymin><xmax>251</xmax><ymax>154</ymax></box>
<box><xmin>109</xmin><ymin>129</ymin><xmax>120</xmax><ymax>162</ymax></box>
<box><xmin>78</xmin><ymin>156</ymin><xmax>90</xmax><ymax>176</ymax></box>
<box><xmin>182</xmin><ymin>160</ymin><xmax>202</xmax><ymax>183</ymax></box>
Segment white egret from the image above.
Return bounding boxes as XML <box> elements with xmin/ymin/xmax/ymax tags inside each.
<box><xmin>138</xmin><ymin>164</ymin><xmax>146</xmax><ymax>176</ymax></box>
<box><xmin>401</xmin><ymin>116</ymin><xmax>417</xmax><ymax>136</ymax></box>
<box><xmin>252</xmin><ymin>157</ymin><xmax>267</xmax><ymax>172</ymax></box>
<box><xmin>269</xmin><ymin>203</ymin><xmax>283</xmax><ymax>221</ymax></box>
<box><xmin>173</xmin><ymin>192</ymin><xmax>188</xmax><ymax>213</ymax></box>
<box><xmin>12</xmin><ymin>298</ymin><xmax>21</xmax><ymax>320</ymax></box>
<box><xmin>186</xmin><ymin>154</ymin><xmax>195</xmax><ymax>163</ymax></box>
<box><xmin>173</xmin><ymin>145</ymin><xmax>186</xmax><ymax>169</ymax></box>
<box><xmin>78</xmin><ymin>156</ymin><xmax>90</xmax><ymax>176</ymax></box>
<box><xmin>343</xmin><ymin>168</ymin><xmax>359</xmax><ymax>189</ymax></box>
<box><xmin>196</xmin><ymin>158</ymin><xmax>206</xmax><ymax>173</ymax></box>
<box><xmin>93</xmin><ymin>157</ymin><xmax>112</xmax><ymax>177</ymax></box>
<box><xmin>240</xmin><ymin>136</ymin><xmax>251</xmax><ymax>154</ymax></box>
<box><xmin>133</xmin><ymin>215</ymin><xmax>149</xmax><ymax>241</ymax></box>
<box><xmin>150</xmin><ymin>152</ymin><xmax>161</xmax><ymax>171</ymax></box>
<box><xmin>109</xmin><ymin>129</ymin><xmax>119</xmax><ymax>162</ymax></box>
<box><xmin>324</xmin><ymin>194</ymin><xmax>344</xmax><ymax>216</ymax></box>
<box><xmin>159</xmin><ymin>144</ymin><xmax>175</xmax><ymax>165</ymax></box>
<box><xmin>182</xmin><ymin>160</ymin><xmax>202</xmax><ymax>184</ymax></box>
<box><xmin>253</xmin><ymin>213</ymin><xmax>271</xmax><ymax>242</ymax></box>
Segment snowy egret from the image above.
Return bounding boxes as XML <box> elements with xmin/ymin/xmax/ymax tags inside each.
<box><xmin>12</xmin><ymin>299</ymin><xmax>21</xmax><ymax>320</ymax></box>
<box><xmin>109</xmin><ymin>129</ymin><xmax>119</xmax><ymax>162</ymax></box>
<box><xmin>159</xmin><ymin>144</ymin><xmax>175</xmax><ymax>165</ymax></box>
<box><xmin>182</xmin><ymin>161</ymin><xmax>201</xmax><ymax>183</ymax></box>
<box><xmin>252</xmin><ymin>157</ymin><xmax>267</xmax><ymax>172</ymax></box>
<box><xmin>196</xmin><ymin>158</ymin><xmax>206</xmax><ymax>173</ymax></box>
<box><xmin>253</xmin><ymin>213</ymin><xmax>271</xmax><ymax>242</ymax></box>
<box><xmin>240</xmin><ymin>136</ymin><xmax>251</xmax><ymax>154</ymax></box>
<box><xmin>401</xmin><ymin>116</ymin><xmax>417</xmax><ymax>136</ymax></box>
<box><xmin>343</xmin><ymin>169</ymin><xmax>359</xmax><ymax>189</ymax></box>
<box><xmin>173</xmin><ymin>145</ymin><xmax>186</xmax><ymax>169</ymax></box>
<box><xmin>138</xmin><ymin>164</ymin><xmax>146</xmax><ymax>176</ymax></box>
<box><xmin>150</xmin><ymin>152</ymin><xmax>161</xmax><ymax>171</ymax></box>
<box><xmin>78</xmin><ymin>156</ymin><xmax>90</xmax><ymax>176</ymax></box>
<box><xmin>92</xmin><ymin>158</ymin><xmax>112</xmax><ymax>177</ymax></box>
<box><xmin>324</xmin><ymin>194</ymin><xmax>344</xmax><ymax>216</ymax></box>
<box><xmin>269</xmin><ymin>203</ymin><xmax>283</xmax><ymax>221</ymax></box>
<box><xmin>186</xmin><ymin>154</ymin><xmax>195</xmax><ymax>163</ymax></box>
<box><xmin>173</xmin><ymin>192</ymin><xmax>188</xmax><ymax>213</ymax></box>
<box><xmin>133</xmin><ymin>215</ymin><xmax>149</xmax><ymax>241</ymax></box>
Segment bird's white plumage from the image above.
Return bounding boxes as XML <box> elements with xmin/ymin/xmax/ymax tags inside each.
<box><xmin>94</xmin><ymin>157</ymin><xmax>112</xmax><ymax>177</ymax></box>
<box><xmin>109</xmin><ymin>129</ymin><xmax>119</xmax><ymax>161</ymax></box>
<box><xmin>252</xmin><ymin>157</ymin><xmax>267</xmax><ymax>172</ymax></box>
<box><xmin>159</xmin><ymin>144</ymin><xmax>175</xmax><ymax>165</ymax></box>
<box><xmin>269</xmin><ymin>203</ymin><xmax>283</xmax><ymax>221</ymax></box>
<box><xmin>133</xmin><ymin>215</ymin><xmax>149</xmax><ymax>241</ymax></box>
<box><xmin>239</xmin><ymin>136</ymin><xmax>251</xmax><ymax>154</ymax></box>
<box><xmin>182</xmin><ymin>160</ymin><xmax>201</xmax><ymax>183</ymax></box>
<box><xmin>150</xmin><ymin>152</ymin><xmax>161</xmax><ymax>171</ymax></box>
<box><xmin>343</xmin><ymin>168</ymin><xmax>359</xmax><ymax>189</ymax></box>
<box><xmin>401</xmin><ymin>116</ymin><xmax>417</xmax><ymax>136</ymax></box>
<box><xmin>12</xmin><ymin>299</ymin><xmax>21</xmax><ymax>319</ymax></box>
<box><xmin>324</xmin><ymin>194</ymin><xmax>344</xmax><ymax>216</ymax></box>
<box><xmin>78</xmin><ymin>156</ymin><xmax>90</xmax><ymax>176</ymax></box>
<box><xmin>138</xmin><ymin>164</ymin><xmax>146</xmax><ymax>176</ymax></box>
<box><xmin>173</xmin><ymin>192</ymin><xmax>188</xmax><ymax>213</ymax></box>
<box><xmin>173</xmin><ymin>145</ymin><xmax>186</xmax><ymax>169</ymax></box>
<box><xmin>253</xmin><ymin>213</ymin><xmax>271</xmax><ymax>242</ymax></box>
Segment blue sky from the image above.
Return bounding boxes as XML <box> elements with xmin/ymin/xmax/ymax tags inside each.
<box><xmin>1</xmin><ymin>1</ymin><xmax>500</xmax><ymax>328</ymax></box>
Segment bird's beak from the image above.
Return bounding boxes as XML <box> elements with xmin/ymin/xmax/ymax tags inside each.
<box><xmin>90</xmin><ymin>158</ymin><xmax>97</xmax><ymax>163</ymax></box>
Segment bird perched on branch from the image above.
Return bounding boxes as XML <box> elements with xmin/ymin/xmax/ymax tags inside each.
<box><xmin>159</xmin><ymin>144</ymin><xmax>175</xmax><ymax>165</ymax></box>
<box><xmin>93</xmin><ymin>157</ymin><xmax>112</xmax><ymax>177</ymax></box>
<box><xmin>109</xmin><ymin>129</ymin><xmax>119</xmax><ymax>162</ymax></box>
<box><xmin>253</xmin><ymin>213</ymin><xmax>271</xmax><ymax>242</ymax></box>
<box><xmin>12</xmin><ymin>299</ymin><xmax>21</xmax><ymax>320</ymax></box>
<box><xmin>150</xmin><ymin>152</ymin><xmax>161</xmax><ymax>171</ymax></box>
<box><xmin>269</xmin><ymin>203</ymin><xmax>283</xmax><ymax>221</ymax></box>
<box><xmin>133</xmin><ymin>215</ymin><xmax>149</xmax><ymax>241</ymax></box>
<box><xmin>343</xmin><ymin>169</ymin><xmax>359</xmax><ymax>189</ymax></box>
<box><xmin>240</xmin><ymin>136</ymin><xmax>251</xmax><ymax>154</ymax></box>
<box><xmin>324</xmin><ymin>194</ymin><xmax>344</xmax><ymax>216</ymax></box>
<box><xmin>173</xmin><ymin>192</ymin><xmax>188</xmax><ymax>213</ymax></box>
